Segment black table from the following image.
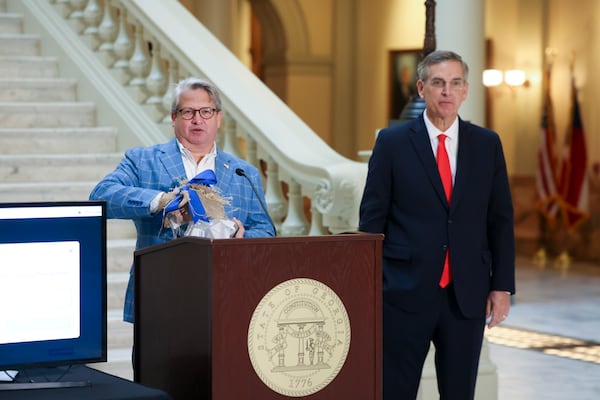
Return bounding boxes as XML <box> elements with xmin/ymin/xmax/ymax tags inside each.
<box><xmin>0</xmin><ymin>365</ymin><xmax>172</xmax><ymax>399</ymax></box>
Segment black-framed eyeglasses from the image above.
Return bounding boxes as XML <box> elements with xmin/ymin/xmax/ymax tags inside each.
<box><xmin>177</xmin><ymin>107</ymin><xmax>219</xmax><ymax>120</ymax></box>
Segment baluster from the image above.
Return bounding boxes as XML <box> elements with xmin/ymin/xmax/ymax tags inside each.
<box><xmin>281</xmin><ymin>179</ymin><xmax>309</xmax><ymax>236</ymax></box>
<box><xmin>234</xmin><ymin>125</ymin><xmax>249</xmax><ymax>161</ymax></box>
<box><xmin>69</xmin><ymin>0</ymin><xmax>86</xmax><ymax>16</ymax></box>
<box><xmin>215</xmin><ymin>125</ymin><xmax>224</xmax><ymax>150</ymax></box>
<box><xmin>97</xmin><ymin>0</ymin><xmax>117</xmax><ymax>66</ymax></box>
<box><xmin>54</xmin><ymin>0</ymin><xmax>72</xmax><ymax>18</ymax></box>
<box><xmin>161</xmin><ymin>56</ymin><xmax>179</xmax><ymax>123</ymax></box>
<box><xmin>245</xmin><ymin>136</ymin><xmax>259</xmax><ymax>169</ymax></box>
<box><xmin>112</xmin><ymin>6</ymin><xmax>133</xmax><ymax>83</ymax></box>
<box><xmin>145</xmin><ymin>40</ymin><xmax>167</xmax><ymax>105</ymax></box>
<box><xmin>68</xmin><ymin>0</ymin><xmax>87</xmax><ymax>33</ymax></box>
<box><xmin>82</xmin><ymin>0</ymin><xmax>102</xmax><ymax>49</ymax></box>
<box><xmin>221</xmin><ymin>114</ymin><xmax>242</xmax><ymax>158</ymax></box>
<box><xmin>264</xmin><ymin>159</ymin><xmax>287</xmax><ymax>232</ymax></box>
<box><xmin>83</xmin><ymin>0</ymin><xmax>102</xmax><ymax>43</ymax></box>
<box><xmin>308</xmin><ymin>206</ymin><xmax>328</xmax><ymax>235</ymax></box>
<box><xmin>128</xmin><ymin>21</ymin><xmax>150</xmax><ymax>89</ymax></box>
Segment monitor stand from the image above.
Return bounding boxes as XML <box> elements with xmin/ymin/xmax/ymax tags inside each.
<box><xmin>0</xmin><ymin>380</ymin><xmax>90</xmax><ymax>390</ymax></box>
<box><xmin>0</xmin><ymin>366</ymin><xmax>91</xmax><ymax>391</ymax></box>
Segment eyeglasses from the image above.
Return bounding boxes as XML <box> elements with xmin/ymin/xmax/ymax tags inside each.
<box><xmin>177</xmin><ymin>107</ymin><xmax>219</xmax><ymax>120</ymax></box>
<box><xmin>426</xmin><ymin>78</ymin><xmax>466</xmax><ymax>91</ymax></box>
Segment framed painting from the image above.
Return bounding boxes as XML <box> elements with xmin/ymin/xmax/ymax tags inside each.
<box><xmin>388</xmin><ymin>49</ymin><xmax>421</xmax><ymax>120</ymax></box>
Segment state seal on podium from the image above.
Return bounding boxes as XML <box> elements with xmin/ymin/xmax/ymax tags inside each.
<box><xmin>247</xmin><ymin>278</ymin><xmax>351</xmax><ymax>397</ymax></box>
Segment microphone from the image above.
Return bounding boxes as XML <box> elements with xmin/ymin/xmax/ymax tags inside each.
<box><xmin>235</xmin><ymin>168</ymin><xmax>277</xmax><ymax>236</ymax></box>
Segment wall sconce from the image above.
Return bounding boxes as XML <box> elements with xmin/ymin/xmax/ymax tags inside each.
<box><xmin>483</xmin><ymin>69</ymin><xmax>530</xmax><ymax>88</ymax></box>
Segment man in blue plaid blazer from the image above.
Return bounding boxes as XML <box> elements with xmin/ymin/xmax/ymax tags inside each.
<box><xmin>90</xmin><ymin>77</ymin><xmax>275</xmax><ymax>322</ymax></box>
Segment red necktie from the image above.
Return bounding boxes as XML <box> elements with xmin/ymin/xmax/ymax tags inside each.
<box><xmin>437</xmin><ymin>134</ymin><xmax>452</xmax><ymax>288</ymax></box>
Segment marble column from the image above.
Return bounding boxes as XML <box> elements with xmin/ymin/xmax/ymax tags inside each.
<box><xmin>436</xmin><ymin>0</ymin><xmax>486</xmax><ymax>127</ymax></box>
<box><xmin>191</xmin><ymin>0</ymin><xmax>238</xmax><ymax>51</ymax></box>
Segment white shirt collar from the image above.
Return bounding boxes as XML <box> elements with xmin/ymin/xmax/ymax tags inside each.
<box><xmin>176</xmin><ymin>140</ymin><xmax>217</xmax><ymax>180</ymax></box>
<box><xmin>423</xmin><ymin>111</ymin><xmax>459</xmax><ymax>142</ymax></box>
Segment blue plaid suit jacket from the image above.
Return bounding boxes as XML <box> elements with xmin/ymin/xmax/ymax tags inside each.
<box><xmin>90</xmin><ymin>137</ymin><xmax>275</xmax><ymax>321</ymax></box>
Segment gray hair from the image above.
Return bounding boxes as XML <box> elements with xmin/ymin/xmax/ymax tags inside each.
<box><xmin>417</xmin><ymin>50</ymin><xmax>469</xmax><ymax>82</ymax></box>
<box><xmin>170</xmin><ymin>77</ymin><xmax>222</xmax><ymax>113</ymax></box>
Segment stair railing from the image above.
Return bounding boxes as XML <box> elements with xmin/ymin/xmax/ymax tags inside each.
<box><xmin>19</xmin><ymin>0</ymin><xmax>367</xmax><ymax>234</ymax></box>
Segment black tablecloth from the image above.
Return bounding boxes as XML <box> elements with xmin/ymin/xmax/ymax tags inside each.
<box><xmin>0</xmin><ymin>365</ymin><xmax>172</xmax><ymax>400</ymax></box>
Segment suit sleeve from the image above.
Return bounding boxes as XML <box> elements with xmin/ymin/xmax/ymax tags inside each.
<box><xmin>89</xmin><ymin>147</ymin><xmax>164</xmax><ymax>219</ymax></box>
<box><xmin>222</xmin><ymin>161</ymin><xmax>275</xmax><ymax>238</ymax></box>
<box><xmin>487</xmin><ymin>136</ymin><xmax>516</xmax><ymax>294</ymax></box>
<box><xmin>242</xmin><ymin>167</ymin><xmax>276</xmax><ymax>238</ymax></box>
<box><xmin>359</xmin><ymin>129</ymin><xmax>394</xmax><ymax>234</ymax></box>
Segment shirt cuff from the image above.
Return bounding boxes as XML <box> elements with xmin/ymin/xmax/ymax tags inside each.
<box><xmin>150</xmin><ymin>192</ymin><xmax>164</xmax><ymax>214</ymax></box>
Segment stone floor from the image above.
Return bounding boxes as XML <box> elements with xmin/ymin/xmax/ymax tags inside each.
<box><xmin>485</xmin><ymin>256</ymin><xmax>600</xmax><ymax>400</ymax></box>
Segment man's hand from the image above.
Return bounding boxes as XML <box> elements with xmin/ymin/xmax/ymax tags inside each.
<box><xmin>232</xmin><ymin>217</ymin><xmax>245</xmax><ymax>238</ymax></box>
<box><xmin>158</xmin><ymin>190</ymin><xmax>178</xmax><ymax>211</ymax></box>
<box><xmin>486</xmin><ymin>290</ymin><xmax>511</xmax><ymax>329</ymax></box>
<box><xmin>158</xmin><ymin>190</ymin><xmax>194</xmax><ymax>227</ymax></box>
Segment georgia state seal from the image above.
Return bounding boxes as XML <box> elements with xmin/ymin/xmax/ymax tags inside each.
<box><xmin>247</xmin><ymin>278</ymin><xmax>351</xmax><ymax>397</ymax></box>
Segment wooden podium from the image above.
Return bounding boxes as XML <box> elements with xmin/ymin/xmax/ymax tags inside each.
<box><xmin>133</xmin><ymin>234</ymin><xmax>382</xmax><ymax>399</ymax></box>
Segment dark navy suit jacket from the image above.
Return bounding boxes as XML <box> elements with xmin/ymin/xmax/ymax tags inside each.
<box><xmin>359</xmin><ymin>115</ymin><xmax>515</xmax><ymax>318</ymax></box>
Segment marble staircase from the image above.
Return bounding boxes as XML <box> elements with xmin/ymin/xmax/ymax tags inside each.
<box><xmin>0</xmin><ymin>5</ymin><xmax>135</xmax><ymax>380</ymax></box>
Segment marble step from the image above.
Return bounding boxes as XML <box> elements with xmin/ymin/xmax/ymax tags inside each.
<box><xmin>0</xmin><ymin>13</ymin><xmax>22</xmax><ymax>34</ymax></box>
<box><xmin>107</xmin><ymin>238</ymin><xmax>136</xmax><ymax>274</ymax></box>
<box><xmin>107</xmin><ymin>272</ymin><xmax>129</xmax><ymax>311</ymax></box>
<box><xmin>93</xmin><ymin>312</ymin><xmax>134</xmax><ymax>382</ymax></box>
<box><xmin>0</xmin><ymin>153</ymin><xmax>122</xmax><ymax>182</ymax></box>
<box><xmin>0</xmin><ymin>33</ymin><xmax>39</xmax><ymax>56</ymax></box>
<box><xmin>0</xmin><ymin>127</ymin><xmax>118</xmax><ymax>154</ymax></box>
<box><xmin>0</xmin><ymin>78</ymin><xmax>78</xmax><ymax>102</ymax></box>
<box><xmin>107</xmin><ymin>219</ymin><xmax>137</xmax><ymax>240</ymax></box>
<box><xmin>107</xmin><ymin>310</ymin><xmax>133</xmax><ymax>351</ymax></box>
<box><xmin>106</xmin><ymin>242</ymin><xmax>134</xmax><ymax>317</ymax></box>
<box><xmin>0</xmin><ymin>101</ymin><xmax>96</xmax><ymax>128</ymax></box>
<box><xmin>0</xmin><ymin>181</ymin><xmax>96</xmax><ymax>202</ymax></box>
<box><xmin>0</xmin><ymin>55</ymin><xmax>59</xmax><ymax>78</ymax></box>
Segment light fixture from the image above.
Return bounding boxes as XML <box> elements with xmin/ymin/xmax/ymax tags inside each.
<box><xmin>483</xmin><ymin>69</ymin><xmax>529</xmax><ymax>88</ymax></box>
<box><xmin>504</xmin><ymin>69</ymin><xmax>526</xmax><ymax>86</ymax></box>
<box><xmin>482</xmin><ymin>69</ymin><xmax>503</xmax><ymax>87</ymax></box>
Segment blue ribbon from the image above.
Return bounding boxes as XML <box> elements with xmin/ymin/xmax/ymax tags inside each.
<box><xmin>163</xmin><ymin>170</ymin><xmax>217</xmax><ymax>223</ymax></box>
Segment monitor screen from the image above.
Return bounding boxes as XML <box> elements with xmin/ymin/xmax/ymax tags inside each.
<box><xmin>0</xmin><ymin>201</ymin><xmax>107</xmax><ymax>371</ymax></box>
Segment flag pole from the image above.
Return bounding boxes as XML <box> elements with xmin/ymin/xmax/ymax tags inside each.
<box><xmin>554</xmin><ymin>51</ymin><xmax>591</xmax><ymax>272</ymax></box>
<box><xmin>535</xmin><ymin>49</ymin><xmax>559</xmax><ymax>264</ymax></box>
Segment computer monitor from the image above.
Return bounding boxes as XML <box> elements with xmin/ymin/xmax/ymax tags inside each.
<box><xmin>0</xmin><ymin>201</ymin><xmax>107</xmax><ymax>378</ymax></box>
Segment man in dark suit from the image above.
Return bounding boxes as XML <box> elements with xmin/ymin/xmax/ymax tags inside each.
<box><xmin>359</xmin><ymin>50</ymin><xmax>515</xmax><ymax>399</ymax></box>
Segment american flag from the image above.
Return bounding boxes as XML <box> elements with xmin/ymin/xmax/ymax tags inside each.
<box><xmin>536</xmin><ymin>65</ymin><xmax>560</xmax><ymax>225</ymax></box>
<box><xmin>557</xmin><ymin>71</ymin><xmax>590</xmax><ymax>231</ymax></box>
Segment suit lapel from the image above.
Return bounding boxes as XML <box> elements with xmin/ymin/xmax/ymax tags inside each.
<box><xmin>451</xmin><ymin>119</ymin><xmax>470</xmax><ymax>211</ymax></box>
<box><xmin>215</xmin><ymin>150</ymin><xmax>234</xmax><ymax>186</ymax></box>
<box><xmin>158</xmin><ymin>138</ymin><xmax>187</xmax><ymax>188</ymax></box>
<box><xmin>409</xmin><ymin>117</ymin><xmax>449</xmax><ymax>208</ymax></box>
